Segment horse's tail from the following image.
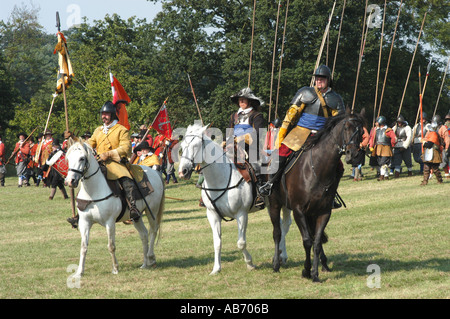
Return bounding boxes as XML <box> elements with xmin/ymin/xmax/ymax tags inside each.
<box><xmin>155</xmin><ymin>173</ymin><xmax>165</xmax><ymax>246</ymax></box>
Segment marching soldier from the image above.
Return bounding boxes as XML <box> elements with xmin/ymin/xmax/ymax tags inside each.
<box><xmin>0</xmin><ymin>134</ymin><xmax>5</xmax><ymax>186</ymax></box>
<box><xmin>369</xmin><ymin>116</ymin><xmax>397</xmax><ymax>181</ymax></box>
<box><xmin>45</xmin><ymin>138</ymin><xmax>69</xmax><ymax>199</ymax></box>
<box><xmin>259</xmin><ymin>65</ymin><xmax>344</xmax><ymax>198</ymax></box>
<box><xmin>392</xmin><ymin>115</ymin><xmax>413</xmax><ymax>177</ymax></box>
<box><xmin>85</xmin><ymin>101</ymin><xmax>142</xmax><ymax>222</ymax></box>
<box><xmin>412</xmin><ymin>112</ymin><xmax>431</xmax><ymax>174</ymax></box>
<box><xmin>12</xmin><ymin>132</ymin><xmax>31</xmax><ymax>187</ymax></box>
<box><xmin>438</xmin><ymin>113</ymin><xmax>450</xmax><ymax>177</ymax></box>
<box><xmin>420</xmin><ymin>119</ymin><xmax>444</xmax><ymax>185</ymax></box>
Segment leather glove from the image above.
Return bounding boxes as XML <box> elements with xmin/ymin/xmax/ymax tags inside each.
<box><xmin>98</xmin><ymin>150</ymin><xmax>121</xmax><ymax>162</ymax></box>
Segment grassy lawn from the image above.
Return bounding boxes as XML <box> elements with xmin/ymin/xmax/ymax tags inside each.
<box><xmin>0</xmin><ymin>163</ymin><xmax>448</xmax><ymax>299</ymax></box>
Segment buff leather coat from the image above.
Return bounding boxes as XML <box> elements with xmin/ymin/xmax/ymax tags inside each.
<box><xmin>88</xmin><ymin>123</ymin><xmax>132</xmax><ymax>180</ymax></box>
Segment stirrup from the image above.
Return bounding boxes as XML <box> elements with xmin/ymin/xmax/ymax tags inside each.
<box><xmin>130</xmin><ymin>207</ymin><xmax>142</xmax><ymax>222</ymax></box>
<box><xmin>259</xmin><ymin>182</ymin><xmax>273</xmax><ymax>197</ymax></box>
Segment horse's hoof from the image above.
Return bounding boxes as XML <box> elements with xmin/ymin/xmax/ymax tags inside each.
<box><xmin>322</xmin><ymin>265</ymin><xmax>332</xmax><ymax>272</ymax></box>
<box><xmin>112</xmin><ymin>269</ymin><xmax>119</xmax><ymax>275</ymax></box>
<box><xmin>302</xmin><ymin>269</ymin><xmax>311</xmax><ymax>279</ymax></box>
<box><xmin>312</xmin><ymin>276</ymin><xmax>321</xmax><ymax>283</ymax></box>
<box><xmin>247</xmin><ymin>264</ymin><xmax>256</xmax><ymax>271</ymax></box>
<box><xmin>209</xmin><ymin>270</ymin><xmax>220</xmax><ymax>276</ymax></box>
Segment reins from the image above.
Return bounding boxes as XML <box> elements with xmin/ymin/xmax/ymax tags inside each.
<box><xmin>182</xmin><ymin>133</ymin><xmax>244</xmax><ymax>222</ymax></box>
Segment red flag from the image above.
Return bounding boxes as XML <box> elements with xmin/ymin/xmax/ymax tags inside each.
<box><xmin>110</xmin><ymin>72</ymin><xmax>131</xmax><ymax>130</ymax></box>
<box><xmin>151</xmin><ymin>100</ymin><xmax>172</xmax><ymax>139</ymax></box>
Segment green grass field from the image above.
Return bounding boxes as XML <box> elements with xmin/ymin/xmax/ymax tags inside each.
<box><xmin>0</xmin><ymin>163</ymin><xmax>448</xmax><ymax>299</ymax></box>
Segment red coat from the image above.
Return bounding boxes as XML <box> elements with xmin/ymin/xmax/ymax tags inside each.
<box><xmin>0</xmin><ymin>142</ymin><xmax>5</xmax><ymax>165</ymax></box>
<box><xmin>13</xmin><ymin>141</ymin><xmax>30</xmax><ymax>164</ymax></box>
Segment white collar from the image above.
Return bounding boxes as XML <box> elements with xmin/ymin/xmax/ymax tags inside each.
<box><xmin>103</xmin><ymin>120</ymin><xmax>118</xmax><ymax>134</ymax></box>
<box><xmin>237</xmin><ymin>107</ymin><xmax>253</xmax><ymax>114</ymax></box>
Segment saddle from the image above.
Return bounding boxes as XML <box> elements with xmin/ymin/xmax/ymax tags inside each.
<box><xmin>76</xmin><ymin>164</ymin><xmax>154</xmax><ymax>222</ymax></box>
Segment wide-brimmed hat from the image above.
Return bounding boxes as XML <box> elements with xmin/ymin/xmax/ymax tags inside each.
<box><xmin>134</xmin><ymin>141</ymin><xmax>155</xmax><ymax>154</ymax></box>
<box><xmin>17</xmin><ymin>132</ymin><xmax>27</xmax><ymax>139</ymax></box>
<box><xmin>43</xmin><ymin>130</ymin><xmax>54</xmax><ymax>136</ymax></box>
<box><xmin>230</xmin><ymin>87</ymin><xmax>264</xmax><ymax>108</ymax></box>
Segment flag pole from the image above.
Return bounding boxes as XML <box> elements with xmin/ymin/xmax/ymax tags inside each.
<box><xmin>56</xmin><ymin>11</ymin><xmax>77</xmax><ymax>225</ymax></box>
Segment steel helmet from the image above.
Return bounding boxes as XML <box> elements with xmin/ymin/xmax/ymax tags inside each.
<box><xmin>376</xmin><ymin>116</ymin><xmax>387</xmax><ymax>125</ymax></box>
<box><xmin>431</xmin><ymin>114</ymin><xmax>442</xmax><ymax>125</ymax></box>
<box><xmin>313</xmin><ymin>65</ymin><xmax>332</xmax><ymax>87</ymax></box>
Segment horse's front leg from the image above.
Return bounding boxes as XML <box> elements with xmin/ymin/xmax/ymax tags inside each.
<box><xmin>292</xmin><ymin>208</ymin><xmax>312</xmax><ymax>279</ymax></box>
<box><xmin>311</xmin><ymin>213</ymin><xmax>331</xmax><ymax>283</ymax></box>
<box><xmin>75</xmin><ymin>216</ymin><xmax>91</xmax><ymax>278</ymax></box>
<box><xmin>206</xmin><ymin>208</ymin><xmax>222</xmax><ymax>275</ymax></box>
<box><xmin>236</xmin><ymin>210</ymin><xmax>255</xmax><ymax>271</ymax></box>
<box><xmin>268</xmin><ymin>197</ymin><xmax>282</xmax><ymax>272</ymax></box>
<box><xmin>133</xmin><ymin>217</ymin><xmax>150</xmax><ymax>269</ymax></box>
<box><xmin>106</xmin><ymin>220</ymin><xmax>119</xmax><ymax>274</ymax></box>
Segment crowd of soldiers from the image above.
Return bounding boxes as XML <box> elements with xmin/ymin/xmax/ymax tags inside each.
<box><xmin>366</xmin><ymin>111</ymin><xmax>450</xmax><ymax>185</ymax></box>
<box><xmin>0</xmin><ymin>126</ymin><xmax>179</xmax><ymax>198</ymax></box>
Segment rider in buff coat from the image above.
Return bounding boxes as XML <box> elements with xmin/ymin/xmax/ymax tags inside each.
<box><xmin>259</xmin><ymin>65</ymin><xmax>345</xmax><ymax>199</ymax></box>
<box><xmin>87</xmin><ymin>101</ymin><xmax>141</xmax><ymax>221</ymax></box>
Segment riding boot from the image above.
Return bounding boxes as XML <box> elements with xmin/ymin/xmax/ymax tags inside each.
<box><xmin>258</xmin><ymin>156</ymin><xmax>288</xmax><ymax>196</ymax></box>
<box><xmin>49</xmin><ymin>187</ymin><xmax>57</xmax><ymax>200</ymax></box>
<box><xmin>254</xmin><ymin>175</ymin><xmax>265</xmax><ymax>210</ymax></box>
<box><xmin>120</xmin><ymin>177</ymin><xmax>142</xmax><ymax>222</ymax></box>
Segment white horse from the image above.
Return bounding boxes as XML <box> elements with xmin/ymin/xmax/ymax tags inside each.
<box><xmin>178</xmin><ymin>123</ymin><xmax>292</xmax><ymax>275</ymax></box>
<box><xmin>64</xmin><ymin>141</ymin><xmax>165</xmax><ymax>277</ymax></box>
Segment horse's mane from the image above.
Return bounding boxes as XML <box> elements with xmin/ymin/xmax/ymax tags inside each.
<box><xmin>66</xmin><ymin>141</ymin><xmax>94</xmax><ymax>158</ymax></box>
<box><xmin>303</xmin><ymin>111</ymin><xmax>367</xmax><ymax>149</ymax></box>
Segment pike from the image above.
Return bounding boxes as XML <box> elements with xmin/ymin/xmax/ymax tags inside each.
<box><xmin>247</xmin><ymin>0</ymin><xmax>257</xmax><ymax>88</ymax></box>
<box><xmin>275</xmin><ymin>0</ymin><xmax>290</xmax><ymax>119</ymax></box>
<box><xmin>377</xmin><ymin>0</ymin><xmax>403</xmax><ymax>118</ymax></box>
<box><xmin>432</xmin><ymin>55</ymin><xmax>450</xmax><ymax>118</ymax></box>
<box><xmin>398</xmin><ymin>11</ymin><xmax>427</xmax><ymax>117</ymax></box>
<box><xmin>331</xmin><ymin>0</ymin><xmax>346</xmax><ymax>79</ymax></box>
<box><xmin>34</xmin><ymin>94</ymin><xmax>58</xmax><ymax>164</ymax></box>
<box><xmin>373</xmin><ymin>0</ymin><xmax>386</xmax><ymax>127</ymax></box>
<box><xmin>310</xmin><ymin>0</ymin><xmax>336</xmax><ymax>87</ymax></box>
<box><xmin>415</xmin><ymin>58</ymin><xmax>432</xmax><ymax>126</ymax></box>
<box><xmin>351</xmin><ymin>0</ymin><xmax>370</xmax><ymax>113</ymax></box>
<box><xmin>187</xmin><ymin>74</ymin><xmax>203</xmax><ymax>125</ymax></box>
<box><xmin>268</xmin><ymin>0</ymin><xmax>282</xmax><ymax>124</ymax></box>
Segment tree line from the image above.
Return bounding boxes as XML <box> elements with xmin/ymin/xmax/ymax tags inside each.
<box><xmin>0</xmin><ymin>0</ymin><xmax>448</xmax><ymax>151</ymax></box>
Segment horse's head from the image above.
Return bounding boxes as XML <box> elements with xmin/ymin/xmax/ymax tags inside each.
<box><xmin>341</xmin><ymin>108</ymin><xmax>366</xmax><ymax>165</ymax></box>
<box><xmin>178</xmin><ymin>123</ymin><xmax>209</xmax><ymax>180</ymax></box>
<box><xmin>65</xmin><ymin>142</ymin><xmax>94</xmax><ymax>188</ymax></box>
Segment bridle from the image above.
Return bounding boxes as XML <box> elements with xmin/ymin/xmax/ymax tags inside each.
<box><xmin>335</xmin><ymin>118</ymin><xmax>363</xmax><ymax>155</ymax></box>
<box><xmin>67</xmin><ymin>145</ymin><xmax>100</xmax><ymax>181</ymax></box>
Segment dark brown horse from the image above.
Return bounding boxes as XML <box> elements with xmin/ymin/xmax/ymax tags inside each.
<box><xmin>268</xmin><ymin>108</ymin><xmax>366</xmax><ymax>282</ymax></box>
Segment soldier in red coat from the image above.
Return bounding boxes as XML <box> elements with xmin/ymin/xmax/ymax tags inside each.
<box><xmin>0</xmin><ymin>134</ymin><xmax>6</xmax><ymax>186</ymax></box>
<box><xmin>12</xmin><ymin>132</ymin><xmax>31</xmax><ymax>187</ymax></box>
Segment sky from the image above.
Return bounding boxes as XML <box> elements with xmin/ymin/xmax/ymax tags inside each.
<box><xmin>1</xmin><ymin>0</ymin><xmax>162</xmax><ymax>33</ymax></box>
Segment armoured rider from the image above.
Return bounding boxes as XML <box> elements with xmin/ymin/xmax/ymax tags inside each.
<box><xmin>87</xmin><ymin>101</ymin><xmax>141</xmax><ymax>222</ymax></box>
<box><xmin>258</xmin><ymin>65</ymin><xmax>345</xmax><ymax>204</ymax></box>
